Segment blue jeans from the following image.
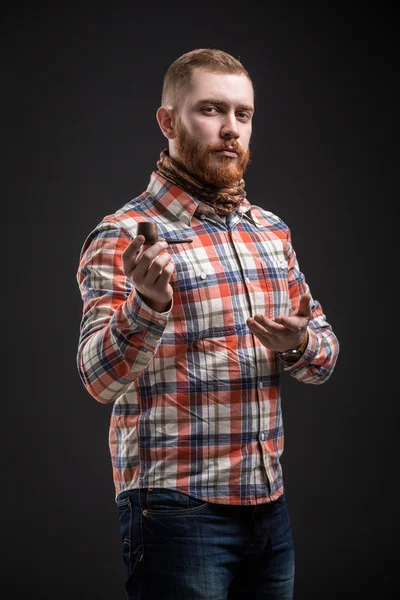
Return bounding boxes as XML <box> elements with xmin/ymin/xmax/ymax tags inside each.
<box><xmin>116</xmin><ymin>488</ymin><xmax>295</xmax><ymax>599</ymax></box>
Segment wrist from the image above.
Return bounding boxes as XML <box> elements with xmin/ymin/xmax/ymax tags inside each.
<box><xmin>138</xmin><ymin>293</ymin><xmax>171</xmax><ymax>313</ymax></box>
<box><xmin>297</xmin><ymin>329</ymin><xmax>309</xmax><ymax>354</ymax></box>
<box><xmin>277</xmin><ymin>329</ymin><xmax>309</xmax><ymax>364</ymax></box>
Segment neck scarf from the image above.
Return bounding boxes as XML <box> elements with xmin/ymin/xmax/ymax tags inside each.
<box><xmin>156</xmin><ymin>149</ymin><xmax>247</xmax><ymax>216</ymax></box>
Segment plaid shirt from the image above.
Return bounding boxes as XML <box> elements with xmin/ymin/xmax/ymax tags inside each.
<box><xmin>76</xmin><ymin>171</ymin><xmax>339</xmax><ymax>505</ymax></box>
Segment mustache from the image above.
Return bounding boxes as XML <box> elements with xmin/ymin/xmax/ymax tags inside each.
<box><xmin>207</xmin><ymin>140</ymin><xmax>245</xmax><ymax>157</ymax></box>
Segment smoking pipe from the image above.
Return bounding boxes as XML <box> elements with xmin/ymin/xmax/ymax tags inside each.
<box><xmin>137</xmin><ymin>222</ymin><xmax>193</xmax><ymax>245</ymax></box>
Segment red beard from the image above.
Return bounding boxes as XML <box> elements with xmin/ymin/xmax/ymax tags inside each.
<box><xmin>174</xmin><ymin>119</ymin><xmax>251</xmax><ymax>187</ymax></box>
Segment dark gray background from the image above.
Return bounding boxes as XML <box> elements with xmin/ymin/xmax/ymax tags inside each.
<box><xmin>3</xmin><ymin>2</ymin><xmax>396</xmax><ymax>598</ymax></box>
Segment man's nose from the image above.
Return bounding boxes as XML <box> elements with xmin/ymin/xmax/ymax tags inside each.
<box><xmin>220</xmin><ymin>113</ymin><xmax>240</xmax><ymax>139</ymax></box>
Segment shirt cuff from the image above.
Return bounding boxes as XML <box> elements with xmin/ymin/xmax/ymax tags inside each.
<box><xmin>125</xmin><ymin>290</ymin><xmax>172</xmax><ymax>336</ymax></box>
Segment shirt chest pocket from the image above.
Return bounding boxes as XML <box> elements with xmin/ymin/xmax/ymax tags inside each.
<box><xmin>257</xmin><ymin>256</ymin><xmax>291</xmax><ymax>319</ymax></box>
<box><xmin>170</xmin><ymin>263</ymin><xmax>237</xmax><ymax>341</ymax></box>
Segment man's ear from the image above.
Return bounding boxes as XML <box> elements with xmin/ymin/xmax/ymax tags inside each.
<box><xmin>156</xmin><ymin>107</ymin><xmax>176</xmax><ymax>139</ymax></box>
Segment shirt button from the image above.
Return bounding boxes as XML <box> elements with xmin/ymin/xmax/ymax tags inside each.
<box><xmin>259</xmin><ymin>381</ymin><xmax>263</xmax><ymax>388</ymax></box>
<box><xmin>245</xmin><ymin>277</ymin><xmax>250</xmax><ymax>284</ymax></box>
<box><xmin>280</xmin><ymin>261</ymin><xmax>286</xmax><ymax>269</ymax></box>
<box><xmin>200</xmin><ymin>272</ymin><xmax>207</xmax><ymax>279</ymax></box>
<box><xmin>201</xmin><ymin>214</ymin><xmax>207</xmax><ymax>220</ymax></box>
<box><xmin>260</xmin><ymin>432</ymin><xmax>265</xmax><ymax>441</ymax></box>
<box><xmin>157</xmin><ymin>319</ymin><xmax>165</xmax><ymax>324</ymax></box>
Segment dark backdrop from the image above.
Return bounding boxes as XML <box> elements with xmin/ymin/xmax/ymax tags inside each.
<box><xmin>3</xmin><ymin>2</ymin><xmax>396</xmax><ymax>598</ymax></box>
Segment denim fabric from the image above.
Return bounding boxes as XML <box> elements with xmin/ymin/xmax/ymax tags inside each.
<box><xmin>116</xmin><ymin>488</ymin><xmax>295</xmax><ymax>599</ymax></box>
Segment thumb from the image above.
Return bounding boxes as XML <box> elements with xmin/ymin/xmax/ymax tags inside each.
<box><xmin>297</xmin><ymin>293</ymin><xmax>312</xmax><ymax>319</ymax></box>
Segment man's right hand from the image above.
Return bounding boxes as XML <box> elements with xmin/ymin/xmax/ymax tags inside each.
<box><xmin>122</xmin><ymin>235</ymin><xmax>175</xmax><ymax>313</ymax></box>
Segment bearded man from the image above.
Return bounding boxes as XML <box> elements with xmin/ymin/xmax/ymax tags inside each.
<box><xmin>76</xmin><ymin>48</ymin><xmax>339</xmax><ymax>600</ymax></box>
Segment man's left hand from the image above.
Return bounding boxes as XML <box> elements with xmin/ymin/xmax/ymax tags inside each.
<box><xmin>246</xmin><ymin>293</ymin><xmax>312</xmax><ymax>352</ymax></box>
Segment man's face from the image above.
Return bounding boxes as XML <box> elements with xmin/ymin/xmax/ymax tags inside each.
<box><xmin>171</xmin><ymin>69</ymin><xmax>254</xmax><ymax>186</ymax></box>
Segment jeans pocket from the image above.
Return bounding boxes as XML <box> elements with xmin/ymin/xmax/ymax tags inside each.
<box><xmin>146</xmin><ymin>488</ymin><xmax>208</xmax><ymax>516</ymax></box>
<box><xmin>117</xmin><ymin>495</ymin><xmax>144</xmax><ymax>573</ymax></box>
<box><xmin>116</xmin><ymin>497</ymin><xmax>133</xmax><ymax>570</ymax></box>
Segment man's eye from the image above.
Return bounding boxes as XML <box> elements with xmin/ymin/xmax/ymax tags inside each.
<box><xmin>238</xmin><ymin>112</ymin><xmax>250</xmax><ymax>120</ymax></box>
<box><xmin>202</xmin><ymin>107</ymin><xmax>218</xmax><ymax>114</ymax></box>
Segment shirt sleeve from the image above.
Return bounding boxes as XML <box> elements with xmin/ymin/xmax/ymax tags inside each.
<box><xmin>76</xmin><ymin>221</ymin><xmax>171</xmax><ymax>403</ymax></box>
<box><xmin>281</xmin><ymin>228</ymin><xmax>340</xmax><ymax>384</ymax></box>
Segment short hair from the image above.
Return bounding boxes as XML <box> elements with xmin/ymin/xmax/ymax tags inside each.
<box><xmin>161</xmin><ymin>48</ymin><xmax>253</xmax><ymax>112</ymax></box>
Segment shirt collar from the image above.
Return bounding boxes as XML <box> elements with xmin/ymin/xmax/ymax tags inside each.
<box><xmin>146</xmin><ymin>171</ymin><xmax>258</xmax><ymax>226</ymax></box>
<box><xmin>146</xmin><ymin>171</ymin><xmax>198</xmax><ymax>226</ymax></box>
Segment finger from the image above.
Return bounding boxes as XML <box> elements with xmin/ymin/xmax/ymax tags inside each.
<box><xmin>153</xmin><ymin>259</ymin><xmax>175</xmax><ymax>286</ymax></box>
<box><xmin>145</xmin><ymin>260</ymin><xmax>175</xmax><ymax>294</ymax></box>
<box><xmin>247</xmin><ymin>318</ymin><xmax>275</xmax><ymax>337</ymax></box>
<box><xmin>133</xmin><ymin>240</ymin><xmax>169</xmax><ymax>279</ymax></box>
<box><xmin>253</xmin><ymin>314</ymin><xmax>286</xmax><ymax>334</ymax></box>
<box><xmin>122</xmin><ymin>236</ymin><xmax>145</xmax><ymax>270</ymax></box>
<box><xmin>274</xmin><ymin>316</ymin><xmax>305</xmax><ymax>332</ymax></box>
<box><xmin>298</xmin><ymin>293</ymin><xmax>313</xmax><ymax>318</ymax></box>
<box><xmin>143</xmin><ymin>253</ymin><xmax>173</xmax><ymax>285</ymax></box>
<box><xmin>246</xmin><ymin>319</ymin><xmax>274</xmax><ymax>347</ymax></box>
